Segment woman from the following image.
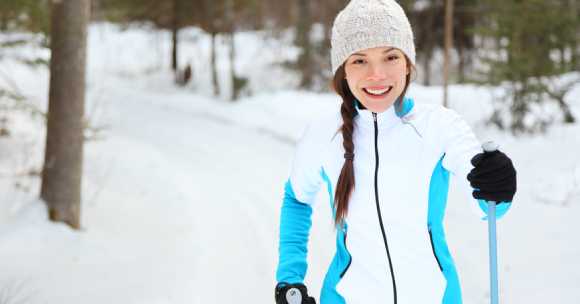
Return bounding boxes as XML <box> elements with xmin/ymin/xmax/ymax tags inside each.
<box><xmin>275</xmin><ymin>1</ymin><xmax>516</xmax><ymax>303</ymax></box>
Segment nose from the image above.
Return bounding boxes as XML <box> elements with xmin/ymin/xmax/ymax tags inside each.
<box><xmin>366</xmin><ymin>62</ymin><xmax>386</xmax><ymax>81</ymax></box>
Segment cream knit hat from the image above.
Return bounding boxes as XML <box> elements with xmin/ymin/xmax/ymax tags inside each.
<box><xmin>331</xmin><ymin>0</ymin><xmax>416</xmax><ymax>74</ymax></box>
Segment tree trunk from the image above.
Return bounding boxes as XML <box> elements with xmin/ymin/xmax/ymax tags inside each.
<box><xmin>542</xmin><ymin>82</ymin><xmax>577</xmax><ymax>124</ymax></box>
<box><xmin>423</xmin><ymin>49</ymin><xmax>432</xmax><ymax>86</ymax></box>
<box><xmin>229</xmin><ymin>33</ymin><xmax>238</xmax><ymax>101</ymax></box>
<box><xmin>41</xmin><ymin>0</ymin><xmax>90</xmax><ymax>230</ymax></box>
<box><xmin>571</xmin><ymin>39</ymin><xmax>579</xmax><ymax>71</ymax></box>
<box><xmin>210</xmin><ymin>32</ymin><xmax>219</xmax><ymax>96</ymax></box>
<box><xmin>171</xmin><ymin>0</ymin><xmax>179</xmax><ymax>71</ymax></box>
<box><xmin>0</xmin><ymin>12</ymin><xmax>7</xmax><ymax>31</ymax></box>
<box><xmin>443</xmin><ymin>0</ymin><xmax>454</xmax><ymax>108</ymax></box>
<box><xmin>571</xmin><ymin>0</ymin><xmax>579</xmax><ymax>71</ymax></box>
<box><xmin>559</xmin><ymin>46</ymin><xmax>566</xmax><ymax>72</ymax></box>
<box><xmin>296</xmin><ymin>0</ymin><xmax>312</xmax><ymax>89</ymax></box>
<box><xmin>574</xmin><ymin>41</ymin><xmax>579</xmax><ymax>71</ymax></box>
<box><xmin>421</xmin><ymin>6</ymin><xmax>436</xmax><ymax>86</ymax></box>
<box><xmin>510</xmin><ymin>81</ymin><xmax>529</xmax><ymax>133</ymax></box>
<box><xmin>558</xmin><ymin>97</ymin><xmax>576</xmax><ymax>123</ymax></box>
<box><xmin>457</xmin><ymin>31</ymin><xmax>465</xmax><ymax>83</ymax></box>
<box><xmin>226</xmin><ymin>0</ymin><xmax>237</xmax><ymax>101</ymax></box>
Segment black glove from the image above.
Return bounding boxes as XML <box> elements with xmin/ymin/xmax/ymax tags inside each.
<box><xmin>467</xmin><ymin>150</ymin><xmax>516</xmax><ymax>203</ymax></box>
<box><xmin>275</xmin><ymin>282</ymin><xmax>316</xmax><ymax>304</ymax></box>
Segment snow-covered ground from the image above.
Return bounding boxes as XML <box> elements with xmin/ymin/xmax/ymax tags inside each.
<box><xmin>1</xmin><ymin>23</ymin><xmax>579</xmax><ymax>303</ymax></box>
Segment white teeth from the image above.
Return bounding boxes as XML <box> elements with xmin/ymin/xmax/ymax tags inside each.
<box><xmin>365</xmin><ymin>87</ymin><xmax>391</xmax><ymax>95</ymax></box>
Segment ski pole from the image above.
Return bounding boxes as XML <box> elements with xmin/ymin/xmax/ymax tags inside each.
<box><xmin>482</xmin><ymin>141</ymin><xmax>499</xmax><ymax>304</ymax></box>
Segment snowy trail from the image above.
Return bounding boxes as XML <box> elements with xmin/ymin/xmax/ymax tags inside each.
<box><xmin>89</xmin><ymin>84</ymin><xmax>303</xmax><ymax>303</ymax></box>
<box><xmin>1</xmin><ymin>80</ymin><xmax>579</xmax><ymax>303</ymax></box>
<box><xmin>2</xmin><ymin>81</ymin><xmax>579</xmax><ymax>303</ymax></box>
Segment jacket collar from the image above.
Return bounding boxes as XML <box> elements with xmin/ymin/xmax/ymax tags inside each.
<box><xmin>354</xmin><ymin>97</ymin><xmax>414</xmax><ymax>129</ymax></box>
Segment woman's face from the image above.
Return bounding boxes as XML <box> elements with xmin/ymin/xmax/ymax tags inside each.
<box><xmin>344</xmin><ymin>46</ymin><xmax>409</xmax><ymax>113</ymax></box>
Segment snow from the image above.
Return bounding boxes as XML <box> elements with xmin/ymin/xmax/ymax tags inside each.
<box><xmin>1</xmin><ymin>22</ymin><xmax>580</xmax><ymax>303</ymax></box>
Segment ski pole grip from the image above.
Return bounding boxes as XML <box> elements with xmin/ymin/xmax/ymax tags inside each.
<box><xmin>481</xmin><ymin>141</ymin><xmax>499</xmax><ymax>204</ymax></box>
<box><xmin>482</xmin><ymin>141</ymin><xmax>499</xmax><ymax>153</ymax></box>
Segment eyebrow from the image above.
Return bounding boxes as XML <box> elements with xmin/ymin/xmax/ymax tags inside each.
<box><xmin>351</xmin><ymin>48</ymin><xmax>396</xmax><ymax>57</ymax></box>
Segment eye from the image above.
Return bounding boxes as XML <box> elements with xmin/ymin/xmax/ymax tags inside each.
<box><xmin>386</xmin><ymin>55</ymin><xmax>399</xmax><ymax>61</ymax></box>
<box><xmin>351</xmin><ymin>58</ymin><xmax>365</xmax><ymax>65</ymax></box>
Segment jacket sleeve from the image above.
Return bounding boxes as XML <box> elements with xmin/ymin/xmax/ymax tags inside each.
<box><xmin>288</xmin><ymin>124</ymin><xmax>325</xmax><ymax>205</ymax></box>
<box><xmin>276</xmin><ymin>124</ymin><xmax>324</xmax><ymax>284</ymax></box>
<box><xmin>436</xmin><ymin>107</ymin><xmax>488</xmax><ymax>218</ymax></box>
<box><xmin>438</xmin><ymin>107</ymin><xmax>481</xmax><ymax>180</ymax></box>
<box><xmin>276</xmin><ymin>180</ymin><xmax>314</xmax><ymax>284</ymax></box>
<box><xmin>438</xmin><ymin>107</ymin><xmax>513</xmax><ymax>219</ymax></box>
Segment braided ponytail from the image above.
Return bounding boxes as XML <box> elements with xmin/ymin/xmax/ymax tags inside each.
<box><xmin>332</xmin><ymin>65</ymin><xmax>356</xmax><ymax>228</ymax></box>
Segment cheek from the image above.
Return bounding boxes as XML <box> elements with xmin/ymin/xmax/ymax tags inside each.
<box><xmin>345</xmin><ymin>77</ymin><xmax>357</xmax><ymax>92</ymax></box>
<box><xmin>393</xmin><ymin>66</ymin><xmax>408</xmax><ymax>86</ymax></box>
<box><xmin>345</xmin><ymin>70</ymin><xmax>361</xmax><ymax>91</ymax></box>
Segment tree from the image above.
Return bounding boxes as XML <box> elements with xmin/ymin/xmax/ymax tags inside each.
<box><xmin>197</xmin><ymin>0</ymin><xmax>255</xmax><ymax>99</ymax></box>
<box><xmin>100</xmin><ymin>0</ymin><xmax>254</xmax><ymax>98</ymax></box>
<box><xmin>170</xmin><ymin>0</ymin><xmax>180</xmax><ymax>71</ymax></box>
<box><xmin>454</xmin><ymin>0</ymin><xmax>478</xmax><ymax>83</ymax></box>
<box><xmin>40</xmin><ymin>0</ymin><xmax>90</xmax><ymax>229</ymax></box>
<box><xmin>203</xmin><ymin>0</ymin><xmax>221</xmax><ymax>97</ymax></box>
<box><xmin>0</xmin><ymin>0</ymin><xmax>50</xmax><ymax>134</ymax></box>
<box><xmin>405</xmin><ymin>0</ymin><xmax>444</xmax><ymax>86</ymax></box>
<box><xmin>309</xmin><ymin>0</ymin><xmax>347</xmax><ymax>89</ymax></box>
<box><xmin>402</xmin><ymin>0</ymin><xmax>478</xmax><ymax>86</ymax></box>
<box><xmin>475</xmin><ymin>0</ymin><xmax>578</xmax><ymax>133</ymax></box>
<box><xmin>0</xmin><ymin>0</ymin><xmax>49</xmax><ymax>34</ymax></box>
<box><xmin>100</xmin><ymin>0</ymin><xmax>199</xmax><ymax>72</ymax></box>
<box><xmin>443</xmin><ymin>0</ymin><xmax>454</xmax><ymax>107</ymax></box>
<box><xmin>225</xmin><ymin>0</ymin><xmax>247</xmax><ymax>101</ymax></box>
<box><xmin>295</xmin><ymin>0</ymin><xmax>313</xmax><ymax>89</ymax></box>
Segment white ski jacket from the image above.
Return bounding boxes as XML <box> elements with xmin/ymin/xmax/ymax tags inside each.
<box><xmin>276</xmin><ymin>97</ymin><xmax>486</xmax><ymax>303</ymax></box>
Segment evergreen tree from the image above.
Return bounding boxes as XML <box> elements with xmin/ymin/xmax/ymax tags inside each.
<box><xmin>475</xmin><ymin>0</ymin><xmax>579</xmax><ymax>133</ymax></box>
<box><xmin>0</xmin><ymin>0</ymin><xmax>49</xmax><ymax>136</ymax></box>
<box><xmin>0</xmin><ymin>0</ymin><xmax>49</xmax><ymax>34</ymax></box>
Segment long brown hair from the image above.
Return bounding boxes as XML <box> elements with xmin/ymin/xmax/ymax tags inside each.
<box><xmin>331</xmin><ymin>57</ymin><xmax>414</xmax><ymax>228</ymax></box>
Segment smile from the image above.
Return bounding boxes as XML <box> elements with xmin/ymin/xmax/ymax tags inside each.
<box><xmin>363</xmin><ymin>86</ymin><xmax>393</xmax><ymax>97</ymax></box>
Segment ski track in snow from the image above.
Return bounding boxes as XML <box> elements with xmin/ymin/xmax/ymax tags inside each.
<box><xmin>96</xmin><ymin>83</ymin><xmax>295</xmax><ymax>303</ymax></box>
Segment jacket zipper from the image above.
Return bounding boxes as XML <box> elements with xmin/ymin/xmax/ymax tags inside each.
<box><xmin>339</xmin><ymin>231</ymin><xmax>352</xmax><ymax>278</ymax></box>
<box><xmin>428</xmin><ymin>229</ymin><xmax>443</xmax><ymax>271</ymax></box>
<box><xmin>373</xmin><ymin>113</ymin><xmax>398</xmax><ymax>303</ymax></box>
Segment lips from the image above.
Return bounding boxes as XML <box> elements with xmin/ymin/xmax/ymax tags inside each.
<box><xmin>362</xmin><ymin>86</ymin><xmax>393</xmax><ymax>97</ymax></box>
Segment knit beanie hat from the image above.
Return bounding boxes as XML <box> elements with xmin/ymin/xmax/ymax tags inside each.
<box><xmin>331</xmin><ymin>0</ymin><xmax>416</xmax><ymax>74</ymax></box>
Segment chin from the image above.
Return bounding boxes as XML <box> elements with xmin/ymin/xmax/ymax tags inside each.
<box><xmin>360</xmin><ymin>98</ymin><xmax>396</xmax><ymax>113</ymax></box>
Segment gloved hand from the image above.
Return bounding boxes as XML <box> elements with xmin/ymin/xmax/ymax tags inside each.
<box><xmin>467</xmin><ymin>150</ymin><xmax>516</xmax><ymax>203</ymax></box>
<box><xmin>275</xmin><ymin>282</ymin><xmax>316</xmax><ymax>304</ymax></box>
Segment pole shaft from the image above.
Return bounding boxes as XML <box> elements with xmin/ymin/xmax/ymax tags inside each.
<box><xmin>488</xmin><ymin>201</ymin><xmax>499</xmax><ymax>304</ymax></box>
